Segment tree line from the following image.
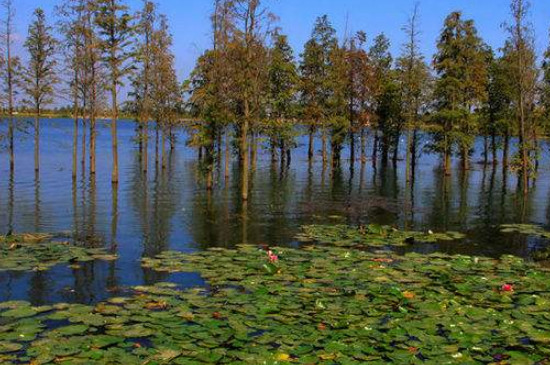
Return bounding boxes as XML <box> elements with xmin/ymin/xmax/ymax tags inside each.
<box><xmin>1</xmin><ymin>0</ymin><xmax>549</xmax><ymax>199</ymax></box>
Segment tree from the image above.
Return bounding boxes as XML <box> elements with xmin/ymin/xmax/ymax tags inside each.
<box><xmin>396</xmin><ymin>3</ymin><xmax>430</xmax><ymax>180</ymax></box>
<box><xmin>505</xmin><ymin>0</ymin><xmax>537</xmax><ymax>193</ymax></box>
<box><xmin>130</xmin><ymin>0</ymin><xmax>157</xmax><ymax>174</ymax></box>
<box><xmin>327</xmin><ymin>40</ymin><xmax>350</xmax><ymax>168</ymax></box>
<box><xmin>299</xmin><ymin>15</ymin><xmax>338</xmax><ymax>163</ymax></box>
<box><xmin>150</xmin><ymin>15</ymin><xmax>181</xmax><ymax>169</ymax></box>
<box><xmin>95</xmin><ymin>0</ymin><xmax>134</xmax><ymax>184</ymax></box>
<box><xmin>81</xmin><ymin>0</ymin><xmax>104</xmax><ymax>176</ymax></box>
<box><xmin>186</xmin><ymin>0</ymin><xmax>237</xmax><ymax>189</ymax></box>
<box><xmin>57</xmin><ymin>0</ymin><xmax>88</xmax><ymax>180</ymax></box>
<box><xmin>230</xmin><ymin>0</ymin><xmax>271</xmax><ymax>200</ymax></box>
<box><xmin>433</xmin><ymin>11</ymin><xmax>489</xmax><ymax>174</ymax></box>
<box><xmin>266</xmin><ymin>31</ymin><xmax>298</xmax><ymax>163</ymax></box>
<box><xmin>369</xmin><ymin>33</ymin><xmax>395</xmax><ymax>164</ymax></box>
<box><xmin>484</xmin><ymin>51</ymin><xmax>514</xmax><ymax>165</ymax></box>
<box><xmin>346</xmin><ymin>31</ymin><xmax>372</xmax><ymax>163</ymax></box>
<box><xmin>1</xmin><ymin>0</ymin><xmax>22</xmax><ymax>174</ymax></box>
<box><xmin>24</xmin><ymin>8</ymin><xmax>58</xmax><ymax>173</ymax></box>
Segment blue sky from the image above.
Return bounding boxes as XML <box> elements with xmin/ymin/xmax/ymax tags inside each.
<box><xmin>14</xmin><ymin>0</ymin><xmax>550</xmax><ymax>84</ymax></box>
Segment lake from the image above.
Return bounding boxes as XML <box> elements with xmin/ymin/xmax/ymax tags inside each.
<box><xmin>1</xmin><ymin>118</ymin><xmax>550</xmax><ymax>305</ymax></box>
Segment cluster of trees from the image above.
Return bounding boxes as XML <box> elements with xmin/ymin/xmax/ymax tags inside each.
<box><xmin>187</xmin><ymin>0</ymin><xmax>550</xmax><ymax>199</ymax></box>
<box><xmin>1</xmin><ymin>0</ymin><xmax>549</xmax><ymax>200</ymax></box>
<box><xmin>2</xmin><ymin>0</ymin><xmax>181</xmax><ymax>184</ymax></box>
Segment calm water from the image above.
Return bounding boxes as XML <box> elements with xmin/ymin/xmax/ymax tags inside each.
<box><xmin>1</xmin><ymin>118</ymin><xmax>550</xmax><ymax>305</ymax></box>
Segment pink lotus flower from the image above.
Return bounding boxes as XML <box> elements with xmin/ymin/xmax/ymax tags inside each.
<box><xmin>267</xmin><ymin>250</ymin><xmax>279</xmax><ymax>263</ymax></box>
<box><xmin>501</xmin><ymin>284</ymin><xmax>514</xmax><ymax>292</ymax></box>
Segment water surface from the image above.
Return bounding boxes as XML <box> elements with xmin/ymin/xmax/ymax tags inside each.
<box><xmin>1</xmin><ymin>118</ymin><xmax>549</xmax><ymax>304</ymax></box>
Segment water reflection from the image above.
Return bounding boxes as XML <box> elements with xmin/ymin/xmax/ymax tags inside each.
<box><xmin>0</xmin><ymin>119</ymin><xmax>550</xmax><ymax>304</ymax></box>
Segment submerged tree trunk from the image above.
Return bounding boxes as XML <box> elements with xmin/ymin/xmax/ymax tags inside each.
<box><xmin>155</xmin><ymin>123</ymin><xmax>160</xmax><ymax>168</ymax></box>
<box><xmin>372</xmin><ymin>131</ymin><xmax>379</xmax><ymax>167</ymax></box>
<box><xmin>250</xmin><ymin>132</ymin><xmax>257</xmax><ymax>171</ymax></box>
<box><xmin>321</xmin><ymin>128</ymin><xmax>327</xmax><ymax>165</ymax></box>
<box><xmin>308</xmin><ymin>126</ymin><xmax>314</xmax><ymax>162</ymax></box>
<box><xmin>360</xmin><ymin>127</ymin><xmax>366</xmax><ymax>163</ymax></box>
<box><xmin>111</xmin><ymin>84</ymin><xmax>119</xmax><ymax>184</ymax></box>
<box><xmin>73</xmin><ymin>113</ymin><xmax>78</xmax><ymax>180</ymax></box>
<box><xmin>241</xmin><ymin>107</ymin><xmax>250</xmax><ymax>201</ymax></box>
<box><xmin>143</xmin><ymin>121</ymin><xmax>149</xmax><ymax>173</ymax></box>
<box><xmin>90</xmin><ymin>117</ymin><xmax>96</xmax><ymax>175</ymax></box>
<box><xmin>34</xmin><ymin>110</ymin><xmax>40</xmax><ymax>173</ymax></box>
<box><xmin>224</xmin><ymin>128</ymin><xmax>230</xmax><ymax>180</ymax></box>
<box><xmin>502</xmin><ymin>132</ymin><xmax>510</xmax><ymax>171</ymax></box>
<box><xmin>461</xmin><ymin>145</ymin><xmax>469</xmax><ymax>171</ymax></box>
<box><xmin>161</xmin><ymin>130</ymin><xmax>167</xmax><ymax>170</ymax></box>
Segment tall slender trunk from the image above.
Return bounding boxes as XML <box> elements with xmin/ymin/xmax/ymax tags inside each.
<box><xmin>372</xmin><ymin>131</ymin><xmax>379</xmax><ymax>167</ymax></box>
<box><xmin>90</xmin><ymin>116</ymin><xmax>96</xmax><ymax>174</ymax></box>
<box><xmin>308</xmin><ymin>126</ymin><xmax>314</xmax><ymax>162</ymax></box>
<box><xmin>82</xmin><ymin>118</ymin><xmax>87</xmax><ymax>172</ymax></box>
<box><xmin>7</xmin><ymin>9</ymin><xmax>14</xmax><ymax>175</ymax></box>
<box><xmin>461</xmin><ymin>145</ymin><xmax>469</xmax><ymax>171</ymax></box>
<box><xmin>406</xmin><ymin>129</ymin><xmax>412</xmax><ymax>182</ymax></box>
<box><xmin>483</xmin><ymin>136</ymin><xmax>488</xmax><ymax>166</ymax></box>
<box><xmin>155</xmin><ymin>123</ymin><xmax>160</xmax><ymax>167</ymax></box>
<box><xmin>411</xmin><ymin>129</ymin><xmax>418</xmax><ymax>178</ymax></box>
<box><xmin>143</xmin><ymin>121</ymin><xmax>148</xmax><ymax>173</ymax></box>
<box><xmin>73</xmin><ymin>113</ymin><xmax>79</xmax><ymax>180</ymax></box>
<box><xmin>360</xmin><ymin>127</ymin><xmax>366</xmax><ymax>163</ymax></box>
<box><xmin>443</xmin><ymin>135</ymin><xmax>451</xmax><ymax>176</ymax></box>
<box><xmin>34</xmin><ymin>108</ymin><xmax>40</xmax><ymax>173</ymax></box>
<box><xmin>321</xmin><ymin>127</ymin><xmax>327</xmax><ymax>165</ymax></box>
<box><xmin>349</xmin><ymin>131</ymin><xmax>355</xmax><ymax>165</ymax></box>
<box><xmin>224</xmin><ymin>128</ymin><xmax>230</xmax><ymax>180</ymax></box>
<box><xmin>491</xmin><ymin>132</ymin><xmax>498</xmax><ymax>166</ymax></box>
<box><xmin>161</xmin><ymin>130</ymin><xmax>167</xmax><ymax>170</ymax></box>
<box><xmin>72</xmin><ymin>82</ymin><xmax>79</xmax><ymax>180</ymax></box>
<box><xmin>111</xmin><ymin>80</ymin><xmax>119</xmax><ymax>184</ymax></box>
<box><xmin>241</xmin><ymin>101</ymin><xmax>250</xmax><ymax>201</ymax></box>
<box><xmin>502</xmin><ymin>132</ymin><xmax>510</xmax><ymax>172</ymax></box>
<box><xmin>250</xmin><ymin>132</ymin><xmax>257</xmax><ymax>171</ymax></box>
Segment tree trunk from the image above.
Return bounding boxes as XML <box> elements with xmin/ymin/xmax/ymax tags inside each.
<box><xmin>155</xmin><ymin>123</ymin><xmax>160</xmax><ymax>167</ymax></box>
<box><xmin>461</xmin><ymin>145</ymin><xmax>469</xmax><ymax>171</ymax></box>
<box><xmin>82</xmin><ymin>119</ymin><xmax>87</xmax><ymax>173</ymax></box>
<box><xmin>143</xmin><ymin>121</ymin><xmax>148</xmax><ymax>173</ymax></box>
<box><xmin>308</xmin><ymin>126</ymin><xmax>314</xmax><ymax>162</ymax></box>
<box><xmin>34</xmin><ymin>108</ymin><xmax>40</xmax><ymax>173</ymax></box>
<box><xmin>224</xmin><ymin>128</ymin><xmax>230</xmax><ymax>180</ymax></box>
<box><xmin>90</xmin><ymin>117</ymin><xmax>96</xmax><ymax>175</ymax></box>
<box><xmin>111</xmin><ymin>84</ymin><xmax>119</xmax><ymax>184</ymax></box>
<box><xmin>502</xmin><ymin>132</ymin><xmax>509</xmax><ymax>171</ymax></box>
<box><xmin>491</xmin><ymin>133</ymin><xmax>497</xmax><ymax>166</ymax></box>
<box><xmin>241</xmin><ymin>104</ymin><xmax>250</xmax><ymax>201</ymax></box>
<box><xmin>72</xmin><ymin>108</ymin><xmax>78</xmax><ymax>180</ymax></box>
<box><xmin>372</xmin><ymin>131</ymin><xmax>379</xmax><ymax>167</ymax></box>
<box><xmin>321</xmin><ymin>128</ymin><xmax>327</xmax><ymax>165</ymax></box>
<box><xmin>250</xmin><ymin>132</ymin><xmax>257</xmax><ymax>171</ymax></box>
<box><xmin>360</xmin><ymin>127</ymin><xmax>366</xmax><ymax>163</ymax></box>
<box><xmin>483</xmin><ymin>136</ymin><xmax>488</xmax><ymax>166</ymax></box>
<box><xmin>161</xmin><ymin>131</ymin><xmax>167</xmax><ymax>170</ymax></box>
<box><xmin>349</xmin><ymin>131</ymin><xmax>355</xmax><ymax>165</ymax></box>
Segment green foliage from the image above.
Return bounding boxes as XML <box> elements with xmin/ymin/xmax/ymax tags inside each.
<box><xmin>432</xmin><ymin>12</ymin><xmax>489</xmax><ymax>161</ymax></box>
<box><xmin>23</xmin><ymin>8</ymin><xmax>58</xmax><ymax>112</ymax></box>
<box><xmin>299</xmin><ymin>15</ymin><xmax>338</xmax><ymax>131</ymax></box>
<box><xmin>265</xmin><ymin>32</ymin><xmax>298</xmax><ymax>153</ymax></box>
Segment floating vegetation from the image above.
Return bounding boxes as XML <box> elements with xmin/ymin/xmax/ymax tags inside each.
<box><xmin>0</xmin><ymin>234</ymin><xmax>118</xmax><ymax>272</ymax></box>
<box><xmin>500</xmin><ymin>224</ymin><xmax>550</xmax><ymax>239</ymax></box>
<box><xmin>1</xmin><ymin>245</ymin><xmax>547</xmax><ymax>363</ymax></box>
<box><xmin>296</xmin><ymin>224</ymin><xmax>466</xmax><ymax>248</ymax></box>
